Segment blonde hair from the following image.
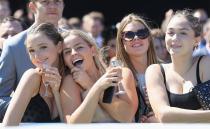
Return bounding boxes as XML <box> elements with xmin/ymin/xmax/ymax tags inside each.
<box><xmin>116</xmin><ymin>13</ymin><xmax>158</xmax><ymax>81</ymax></box>
<box><xmin>62</xmin><ymin>29</ymin><xmax>105</xmax><ymax>74</ymax></box>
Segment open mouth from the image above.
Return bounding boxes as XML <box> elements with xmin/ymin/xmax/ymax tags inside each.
<box><xmin>131</xmin><ymin>43</ymin><xmax>143</xmax><ymax>47</ymax></box>
<box><xmin>72</xmin><ymin>59</ymin><xmax>83</xmax><ymax>68</ymax></box>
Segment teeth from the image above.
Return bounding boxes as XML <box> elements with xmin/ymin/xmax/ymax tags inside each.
<box><xmin>73</xmin><ymin>59</ymin><xmax>82</xmax><ymax>64</ymax></box>
<box><xmin>132</xmin><ymin>44</ymin><xmax>142</xmax><ymax>47</ymax></box>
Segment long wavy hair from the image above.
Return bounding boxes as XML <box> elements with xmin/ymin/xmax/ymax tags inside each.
<box><xmin>116</xmin><ymin>13</ymin><xmax>158</xmax><ymax>82</ymax></box>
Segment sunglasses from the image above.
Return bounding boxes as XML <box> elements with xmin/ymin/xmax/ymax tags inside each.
<box><xmin>122</xmin><ymin>28</ymin><xmax>150</xmax><ymax>42</ymax></box>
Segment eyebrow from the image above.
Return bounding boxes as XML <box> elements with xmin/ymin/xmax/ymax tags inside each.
<box><xmin>63</xmin><ymin>48</ymin><xmax>71</xmax><ymax>51</ymax></box>
<box><xmin>63</xmin><ymin>42</ymin><xmax>84</xmax><ymax>51</ymax></box>
<box><xmin>168</xmin><ymin>27</ymin><xmax>190</xmax><ymax>31</ymax></box>
<box><xmin>27</xmin><ymin>42</ymin><xmax>47</xmax><ymax>48</ymax></box>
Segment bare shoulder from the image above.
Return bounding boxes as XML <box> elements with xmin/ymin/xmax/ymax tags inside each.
<box><xmin>145</xmin><ymin>63</ymin><xmax>167</xmax><ymax>86</ymax></box>
<box><xmin>199</xmin><ymin>55</ymin><xmax>210</xmax><ymax>67</ymax></box>
<box><xmin>199</xmin><ymin>55</ymin><xmax>210</xmax><ymax>81</ymax></box>
<box><xmin>121</xmin><ymin>67</ymin><xmax>135</xmax><ymax>89</ymax></box>
<box><xmin>121</xmin><ymin>67</ymin><xmax>134</xmax><ymax>78</ymax></box>
<box><xmin>145</xmin><ymin>64</ymin><xmax>162</xmax><ymax>75</ymax></box>
<box><xmin>23</xmin><ymin>68</ymin><xmax>41</xmax><ymax>80</ymax></box>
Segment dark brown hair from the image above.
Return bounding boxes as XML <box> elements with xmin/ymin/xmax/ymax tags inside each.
<box><xmin>172</xmin><ymin>9</ymin><xmax>202</xmax><ymax>37</ymax></box>
<box><xmin>27</xmin><ymin>23</ymin><xmax>65</xmax><ymax>77</ymax></box>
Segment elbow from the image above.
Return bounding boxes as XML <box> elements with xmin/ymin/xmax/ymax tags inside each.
<box><xmin>115</xmin><ymin>101</ymin><xmax>137</xmax><ymax>123</ymax></box>
<box><xmin>2</xmin><ymin>119</ymin><xmax>19</xmax><ymax>126</ymax></box>
<box><xmin>66</xmin><ymin>115</ymin><xmax>91</xmax><ymax>124</ymax></box>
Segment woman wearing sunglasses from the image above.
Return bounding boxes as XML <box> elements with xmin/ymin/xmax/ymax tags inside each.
<box><xmin>116</xmin><ymin>13</ymin><xmax>159</xmax><ymax>122</ymax></box>
<box><xmin>145</xmin><ymin>9</ymin><xmax>210</xmax><ymax>122</ymax></box>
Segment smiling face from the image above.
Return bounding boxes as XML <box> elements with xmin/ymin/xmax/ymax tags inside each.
<box><xmin>29</xmin><ymin>0</ymin><xmax>64</xmax><ymax>25</ymax></box>
<box><xmin>26</xmin><ymin>33</ymin><xmax>60</xmax><ymax>68</ymax></box>
<box><xmin>165</xmin><ymin>15</ymin><xmax>197</xmax><ymax>56</ymax></box>
<box><xmin>122</xmin><ymin>21</ymin><xmax>150</xmax><ymax>57</ymax></box>
<box><xmin>63</xmin><ymin>34</ymin><xmax>96</xmax><ymax>71</ymax></box>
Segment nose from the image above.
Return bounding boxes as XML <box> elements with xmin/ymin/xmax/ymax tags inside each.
<box><xmin>34</xmin><ymin>51</ymin><xmax>41</xmax><ymax>59</ymax></box>
<box><xmin>133</xmin><ymin>35</ymin><xmax>140</xmax><ymax>41</ymax></box>
<box><xmin>171</xmin><ymin>34</ymin><xmax>178</xmax><ymax>41</ymax></box>
<box><xmin>71</xmin><ymin>49</ymin><xmax>77</xmax><ymax>55</ymax></box>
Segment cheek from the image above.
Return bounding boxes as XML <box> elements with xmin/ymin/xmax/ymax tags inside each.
<box><xmin>63</xmin><ymin>55</ymin><xmax>71</xmax><ymax>66</ymax></box>
<box><xmin>144</xmin><ymin>40</ymin><xmax>150</xmax><ymax>49</ymax></box>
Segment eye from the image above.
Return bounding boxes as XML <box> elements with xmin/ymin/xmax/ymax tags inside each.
<box><xmin>40</xmin><ymin>0</ymin><xmax>48</xmax><ymax>4</ymax></box>
<box><xmin>2</xmin><ymin>33</ymin><xmax>9</xmax><ymax>39</ymax></box>
<box><xmin>180</xmin><ymin>32</ymin><xmax>187</xmax><ymax>35</ymax></box>
<box><xmin>28</xmin><ymin>49</ymin><xmax>35</xmax><ymax>53</ymax></box>
<box><xmin>55</xmin><ymin>0</ymin><xmax>62</xmax><ymax>3</ymax></box>
<box><xmin>40</xmin><ymin>46</ymin><xmax>47</xmax><ymax>50</ymax></box>
<box><xmin>76</xmin><ymin>46</ymin><xmax>83</xmax><ymax>51</ymax></box>
<box><xmin>166</xmin><ymin>31</ymin><xmax>174</xmax><ymax>36</ymax></box>
<box><xmin>63</xmin><ymin>49</ymin><xmax>71</xmax><ymax>55</ymax></box>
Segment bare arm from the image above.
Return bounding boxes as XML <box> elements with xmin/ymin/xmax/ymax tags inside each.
<box><xmin>60</xmin><ymin>75</ymin><xmax>82</xmax><ymax>123</ymax></box>
<box><xmin>145</xmin><ymin>64</ymin><xmax>210</xmax><ymax>123</ymax></box>
<box><xmin>61</xmin><ymin>74</ymin><xmax>103</xmax><ymax>123</ymax></box>
<box><xmin>3</xmin><ymin>69</ymin><xmax>41</xmax><ymax>126</ymax></box>
<box><xmin>99</xmin><ymin>68</ymin><xmax>138</xmax><ymax>122</ymax></box>
<box><xmin>200</xmin><ymin>56</ymin><xmax>210</xmax><ymax>82</ymax></box>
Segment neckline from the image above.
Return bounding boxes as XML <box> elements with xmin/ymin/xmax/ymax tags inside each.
<box><xmin>166</xmin><ymin>88</ymin><xmax>194</xmax><ymax>96</ymax></box>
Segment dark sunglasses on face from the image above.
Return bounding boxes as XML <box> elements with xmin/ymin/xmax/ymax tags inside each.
<box><xmin>122</xmin><ymin>28</ymin><xmax>150</xmax><ymax>42</ymax></box>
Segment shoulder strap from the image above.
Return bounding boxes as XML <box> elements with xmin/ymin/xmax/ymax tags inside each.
<box><xmin>196</xmin><ymin>56</ymin><xmax>204</xmax><ymax>84</ymax></box>
<box><xmin>160</xmin><ymin>64</ymin><xmax>166</xmax><ymax>85</ymax></box>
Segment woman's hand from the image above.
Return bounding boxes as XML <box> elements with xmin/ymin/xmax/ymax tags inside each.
<box><xmin>94</xmin><ymin>67</ymin><xmax>122</xmax><ymax>92</ymax></box>
<box><xmin>41</xmin><ymin>66</ymin><xmax>61</xmax><ymax>92</ymax></box>
<box><xmin>71</xmin><ymin>67</ymin><xmax>94</xmax><ymax>90</ymax></box>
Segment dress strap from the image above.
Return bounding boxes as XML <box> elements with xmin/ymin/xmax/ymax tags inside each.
<box><xmin>160</xmin><ymin>64</ymin><xmax>166</xmax><ymax>85</ymax></box>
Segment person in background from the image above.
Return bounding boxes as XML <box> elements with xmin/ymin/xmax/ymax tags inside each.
<box><xmin>99</xmin><ymin>25</ymin><xmax>117</xmax><ymax>68</ymax></box>
<box><xmin>193</xmin><ymin>8</ymin><xmax>208</xmax><ymax>26</ymax></box>
<box><xmin>68</xmin><ymin>17</ymin><xmax>81</xmax><ymax>29</ymax></box>
<box><xmin>0</xmin><ymin>0</ymin><xmax>64</xmax><ymax>121</ymax></box>
<box><xmin>116</xmin><ymin>13</ymin><xmax>159</xmax><ymax>122</ymax></box>
<box><xmin>146</xmin><ymin>9</ymin><xmax>210</xmax><ymax>123</ymax></box>
<box><xmin>82</xmin><ymin>11</ymin><xmax>104</xmax><ymax>48</ymax></box>
<box><xmin>0</xmin><ymin>16</ymin><xmax>24</xmax><ymax>55</ymax></box>
<box><xmin>58</xmin><ymin>17</ymin><xmax>69</xmax><ymax>30</ymax></box>
<box><xmin>151</xmin><ymin>28</ymin><xmax>171</xmax><ymax>63</ymax></box>
<box><xmin>192</xmin><ymin>9</ymin><xmax>208</xmax><ymax>56</ymax></box>
<box><xmin>193</xmin><ymin>19</ymin><xmax>210</xmax><ymax>56</ymax></box>
<box><xmin>0</xmin><ymin>17</ymin><xmax>24</xmax><ymax>39</ymax></box>
<box><xmin>0</xmin><ymin>0</ymin><xmax>11</xmax><ymax>22</ymax></box>
<box><xmin>60</xmin><ymin>29</ymin><xmax>138</xmax><ymax>123</ymax></box>
<box><xmin>3</xmin><ymin>23</ymin><xmax>64</xmax><ymax>126</ymax></box>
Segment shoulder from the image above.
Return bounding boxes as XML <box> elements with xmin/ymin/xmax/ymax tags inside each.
<box><xmin>199</xmin><ymin>55</ymin><xmax>210</xmax><ymax>66</ymax></box>
<box><xmin>198</xmin><ymin>55</ymin><xmax>210</xmax><ymax>81</ymax></box>
<box><xmin>146</xmin><ymin>64</ymin><xmax>162</xmax><ymax>74</ymax></box>
<box><xmin>23</xmin><ymin>68</ymin><xmax>41</xmax><ymax>79</ymax></box>
<box><xmin>18</xmin><ymin>68</ymin><xmax>41</xmax><ymax>93</ymax></box>
<box><xmin>145</xmin><ymin>63</ymin><xmax>166</xmax><ymax>83</ymax></box>
<box><xmin>121</xmin><ymin>67</ymin><xmax>133</xmax><ymax>77</ymax></box>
